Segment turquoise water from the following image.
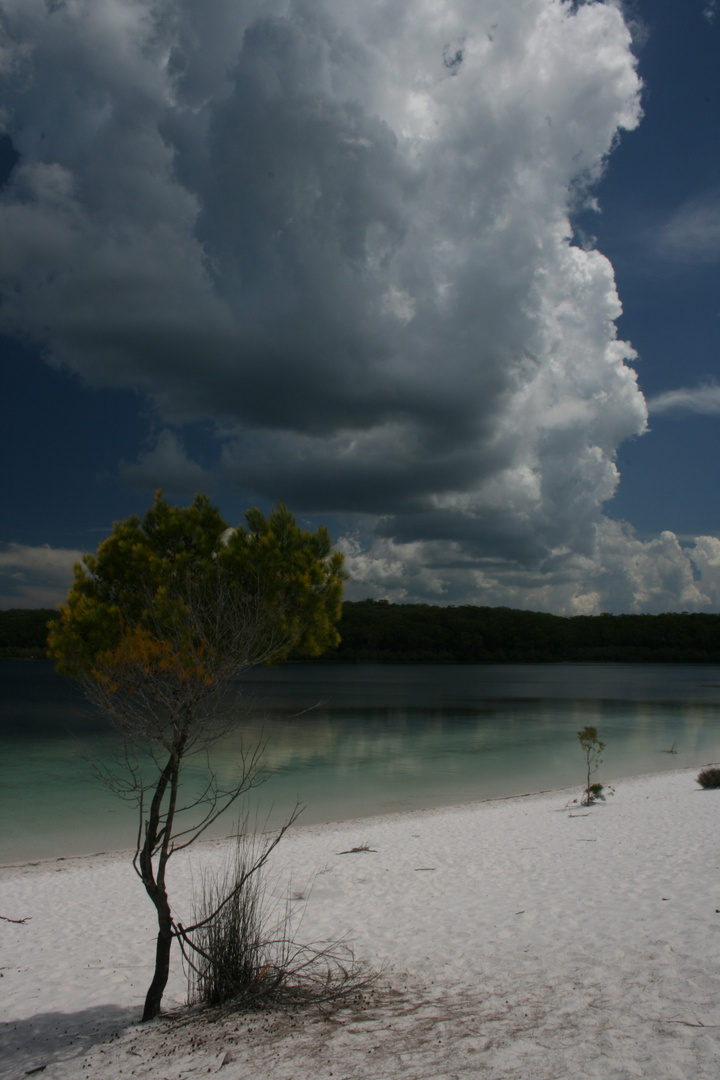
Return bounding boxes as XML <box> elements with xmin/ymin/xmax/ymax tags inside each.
<box><xmin>2</xmin><ymin>661</ymin><xmax>720</xmax><ymax>863</ymax></box>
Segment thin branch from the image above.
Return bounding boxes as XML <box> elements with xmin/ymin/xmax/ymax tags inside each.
<box><xmin>179</xmin><ymin>806</ymin><xmax>304</xmax><ymax>937</ymax></box>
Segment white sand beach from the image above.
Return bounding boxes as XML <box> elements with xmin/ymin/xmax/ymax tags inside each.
<box><xmin>2</xmin><ymin>767</ymin><xmax>720</xmax><ymax>1079</ymax></box>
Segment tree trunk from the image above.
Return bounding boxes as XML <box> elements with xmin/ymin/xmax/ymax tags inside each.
<box><xmin>139</xmin><ymin>745</ymin><xmax>183</xmax><ymax>1021</ymax></box>
<box><xmin>142</xmin><ymin>901</ymin><xmax>174</xmax><ymax>1021</ymax></box>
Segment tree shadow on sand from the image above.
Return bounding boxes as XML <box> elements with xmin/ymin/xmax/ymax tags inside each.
<box><xmin>0</xmin><ymin>1003</ymin><xmax>139</xmax><ymax>1079</ymax></box>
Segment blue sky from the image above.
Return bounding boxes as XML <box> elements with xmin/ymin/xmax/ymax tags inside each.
<box><xmin>1</xmin><ymin>0</ymin><xmax>719</xmax><ymax>613</ymax></box>
<box><xmin>584</xmin><ymin>0</ymin><xmax>720</xmax><ymax>540</ymax></box>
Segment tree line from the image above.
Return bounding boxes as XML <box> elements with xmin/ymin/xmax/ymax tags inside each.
<box><xmin>0</xmin><ymin>608</ymin><xmax>59</xmax><ymax>657</ymax></box>
<box><xmin>4</xmin><ymin>599</ymin><xmax>720</xmax><ymax>663</ymax></box>
<box><xmin>325</xmin><ymin>600</ymin><xmax>720</xmax><ymax>663</ymax></box>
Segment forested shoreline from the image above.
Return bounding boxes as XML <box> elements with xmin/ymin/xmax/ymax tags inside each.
<box><xmin>328</xmin><ymin>601</ymin><xmax>720</xmax><ymax>663</ymax></box>
<box><xmin>4</xmin><ymin>602</ymin><xmax>720</xmax><ymax>663</ymax></box>
<box><xmin>0</xmin><ymin>609</ymin><xmax>60</xmax><ymax>658</ymax></box>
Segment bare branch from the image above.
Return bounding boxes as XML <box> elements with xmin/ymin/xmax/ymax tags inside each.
<box><xmin>180</xmin><ymin>805</ymin><xmax>304</xmax><ymax>936</ymax></box>
<box><xmin>181</xmin><ymin>817</ymin><xmax>377</xmax><ymax>1012</ymax></box>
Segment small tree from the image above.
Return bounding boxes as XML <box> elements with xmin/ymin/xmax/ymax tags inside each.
<box><xmin>48</xmin><ymin>492</ymin><xmax>346</xmax><ymax>1021</ymax></box>
<box><xmin>577</xmin><ymin>725</ymin><xmax>606</xmax><ymax>806</ymax></box>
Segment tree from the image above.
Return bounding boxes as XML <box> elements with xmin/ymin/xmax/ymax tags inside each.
<box><xmin>576</xmin><ymin>725</ymin><xmax>606</xmax><ymax>806</ymax></box>
<box><xmin>48</xmin><ymin>492</ymin><xmax>346</xmax><ymax>1021</ymax></box>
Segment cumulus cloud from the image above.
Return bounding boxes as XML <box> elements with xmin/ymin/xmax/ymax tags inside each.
<box><xmin>340</xmin><ymin>522</ymin><xmax>720</xmax><ymax>615</ymax></box>
<box><xmin>647</xmin><ymin>383</ymin><xmax>720</xmax><ymax>416</ymax></box>
<box><xmin>0</xmin><ymin>543</ymin><xmax>82</xmax><ymax>608</ymax></box>
<box><xmin>1</xmin><ymin>0</ymin><xmax>681</xmax><ymax>611</ymax></box>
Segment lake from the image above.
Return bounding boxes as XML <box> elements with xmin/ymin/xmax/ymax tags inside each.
<box><xmin>2</xmin><ymin>660</ymin><xmax>720</xmax><ymax>863</ymax></box>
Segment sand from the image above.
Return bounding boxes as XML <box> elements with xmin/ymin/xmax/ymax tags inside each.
<box><xmin>2</xmin><ymin>767</ymin><xmax>720</xmax><ymax>1079</ymax></box>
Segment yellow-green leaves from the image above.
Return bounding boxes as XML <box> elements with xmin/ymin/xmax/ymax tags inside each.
<box><xmin>48</xmin><ymin>493</ymin><xmax>346</xmax><ymax>683</ymax></box>
<box><xmin>219</xmin><ymin>503</ymin><xmax>346</xmax><ymax>661</ymax></box>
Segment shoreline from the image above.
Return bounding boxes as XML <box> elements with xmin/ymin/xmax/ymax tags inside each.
<box><xmin>6</xmin><ymin>658</ymin><xmax>720</xmax><ymax>869</ymax></box>
<box><xmin>3</xmin><ymin>766</ymin><xmax>720</xmax><ymax>1078</ymax></box>
<box><xmin>2</xmin><ymin>759</ymin><xmax>714</xmax><ymax>871</ymax></box>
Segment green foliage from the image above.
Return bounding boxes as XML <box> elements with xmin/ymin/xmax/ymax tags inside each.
<box><xmin>697</xmin><ymin>767</ymin><xmax>720</xmax><ymax>789</ymax></box>
<box><xmin>577</xmin><ymin>725</ymin><xmax>606</xmax><ymax>806</ymax></box>
<box><xmin>46</xmin><ymin>492</ymin><xmax>346</xmax><ymax>1021</ymax></box>
<box><xmin>48</xmin><ymin>492</ymin><xmax>347</xmax><ymax>684</ymax></box>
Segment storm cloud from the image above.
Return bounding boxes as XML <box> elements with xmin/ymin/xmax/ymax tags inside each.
<box><xmin>4</xmin><ymin>0</ymin><xmax>710</xmax><ymax>612</ymax></box>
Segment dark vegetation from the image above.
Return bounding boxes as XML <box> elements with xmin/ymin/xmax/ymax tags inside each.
<box><xmin>4</xmin><ymin>600</ymin><xmax>720</xmax><ymax>664</ymax></box>
<box><xmin>328</xmin><ymin>600</ymin><xmax>720</xmax><ymax>663</ymax></box>
<box><xmin>696</xmin><ymin>767</ymin><xmax>720</xmax><ymax>789</ymax></box>
<box><xmin>0</xmin><ymin>608</ymin><xmax>59</xmax><ymax>657</ymax></box>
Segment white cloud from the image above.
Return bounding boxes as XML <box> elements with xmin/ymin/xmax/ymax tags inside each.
<box><xmin>647</xmin><ymin>383</ymin><xmax>720</xmax><ymax>416</ymax></box>
<box><xmin>340</xmin><ymin>521</ymin><xmax>720</xmax><ymax>615</ymax></box>
<box><xmin>653</xmin><ymin>188</ymin><xmax>720</xmax><ymax>265</ymax></box>
<box><xmin>593</xmin><ymin>524</ymin><xmax>708</xmax><ymax>613</ymax></box>
<box><xmin>0</xmin><ymin>543</ymin><xmax>82</xmax><ymax>608</ymax></box>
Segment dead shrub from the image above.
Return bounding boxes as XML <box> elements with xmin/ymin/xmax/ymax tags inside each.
<box><xmin>181</xmin><ymin>826</ymin><xmax>375</xmax><ymax>1011</ymax></box>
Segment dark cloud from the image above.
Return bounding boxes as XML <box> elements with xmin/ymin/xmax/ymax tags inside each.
<box><xmin>10</xmin><ymin>0</ymin><xmax>717</xmax><ymax>612</ymax></box>
<box><xmin>0</xmin><ymin>134</ymin><xmax>20</xmax><ymax>188</ymax></box>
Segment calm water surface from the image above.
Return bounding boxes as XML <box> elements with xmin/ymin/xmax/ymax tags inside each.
<box><xmin>2</xmin><ymin>661</ymin><xmax>720</xmax><ymax>863</ymax></box>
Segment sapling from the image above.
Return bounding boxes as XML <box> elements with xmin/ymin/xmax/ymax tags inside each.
<box><xmin>577</xmin><ymin>725</ymin><xmax>606</xmax><ymax>805</ymax></box>
<box><xmin>49</xmin><ymin>493</ymin><xmax>346</xmax><ymax>1021</ymax></box>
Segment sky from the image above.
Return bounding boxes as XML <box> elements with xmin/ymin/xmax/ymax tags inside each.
<box><xmin>0</xmin><ymin>0</ymin><xmax>719</xmax><ymax>614</ymax></box>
